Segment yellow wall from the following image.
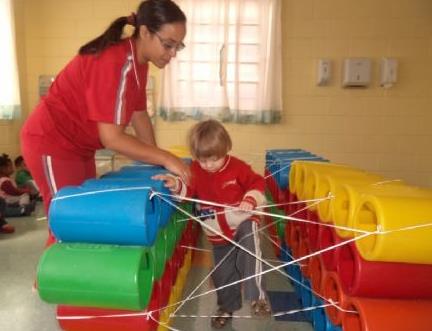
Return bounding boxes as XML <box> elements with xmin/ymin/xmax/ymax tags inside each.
<box><xmin>6</xmin><ymin>0</ymin><xmax>432</xmax><ymax>187</ymax></box>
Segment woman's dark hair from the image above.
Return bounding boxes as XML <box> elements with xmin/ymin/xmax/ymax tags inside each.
<box><xmin>79</xmin><ymin>0</ymin><xmax>186</xmax><ymax>55</ymax></box>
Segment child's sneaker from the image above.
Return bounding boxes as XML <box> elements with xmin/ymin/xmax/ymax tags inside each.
<box><xmin>251</xmin><ymin>299</ymin><xmax>271</xmax><ymax>317</ymax></box>
<box><xmin>0</xmin><ymin>223</ymin><xmax>15</xmax><ymax>234</ymax></box>
<box><xmin>211</xmin><ymin>308</ymin><xmax>233</xmax><ymax>329</ymax></box>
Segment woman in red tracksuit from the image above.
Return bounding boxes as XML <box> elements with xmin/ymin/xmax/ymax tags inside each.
<box><xmin>20</xmin><ymin>0</ymin><xmax>190</xmax><ymax>246</ymax></box>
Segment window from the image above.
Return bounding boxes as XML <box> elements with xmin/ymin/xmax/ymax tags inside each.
<box><xmin>0</xmin><ymin>0</ymin><xmax>21</xmax><ymax>120</ymax></box>
<box><xmin>159</xmin><ymin>0</ymin><xmax>281</xmax><ymax>124</ymax></box>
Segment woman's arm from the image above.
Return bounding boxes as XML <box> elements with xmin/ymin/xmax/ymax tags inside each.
<box><xmin>98</xmin><ymin>122</ymin><xmax>190</xmax><ymax>183</ymax></box>
<box><xmin>130</xmin><ymin>110</ymin><xmax>156</xmax><ymax>146</ymax></box>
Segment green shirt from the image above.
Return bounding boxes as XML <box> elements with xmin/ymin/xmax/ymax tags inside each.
<box><xmin>15</xmin><ymin>169</ymin><xmax>33</xmax><ymax>187</ymax></box>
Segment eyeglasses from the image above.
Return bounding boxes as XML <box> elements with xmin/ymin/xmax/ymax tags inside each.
<box><xmin>153</xmin><ymin>31</ymin><xmax>185</xmax><ymax>53</ymax></box>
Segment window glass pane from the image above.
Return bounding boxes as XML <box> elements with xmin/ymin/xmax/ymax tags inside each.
<box><xmin>239</xmin><ymin>0</ymin><xmax>259</xmax><ymax>24</ymax></box>
<box><xmin>177</xmin><ymin>62</ymin><xmax>219</xmax><ymax>81</ymax></box>
<box><xmin>226</xmin><ymin>44</ymin><xmax>259</xmax><ymax>62</ymax></box>
<box><xmin>227</xmin><ymin>0</ymin><xmax>258</xmax><ymax>24</ymax></box>
<box><xmin>239</xmin><ymin>83</ymin><xmax>258</xmax><ymax>99</ymax></box>
<box><xmin>190</xmin><ymin>25</ymin><xmax>225</xmax><ymax>44</ymax></box>
<box><xmin>226</xmin><ymin>63</ymin><xmax>258</xmax><ymax>82</ymax></box>
<box><xmin>177</xmin><ymin>62</ymin><xmax>190</xmax><ymax>81</ymax></box>
<box><xmin>177</xmin><ymin>81</ymin><xmax>190</xmax><ymax>104</ymax></box>
<box><xmin>192</xmin><ymin>0</ymin><xmax>224</xmax><ymax>24</ymax></box>
<box><xmin>226</xmin><ymin>82</ymin><xmax>258</xmax><ymax>110</ymax></box>
<box><xmin>240</xmin><ymin>63</ymin><xmax>258</xmax><ymax>81</ymax></box>
<box><xmin>227</xmin><ymin>25</ymin><xmax>259</xmax><ymax>44</ymax></box>
<box><xmin>239</xmin><ymin>97</ymin><xmax>257</xmax><ymax>111</ymax></box>
<box><xmin>178</xmin><ymin>62</ymin><xmax>220</xmax><ymax>81</ymax></box>
<box><xmin>193</xmin><ymin>62</ymin><xmax>218</xmax><ymax>81</ymax></box>
<box><xmin>179</xmin><ymin>43</ymin><xmax>220</xmax><ymax>62</ymax></box>
<box><xmin>193</xmin><ymin>81</ymin><xmax>209</xmax><ymax>100</ymax></box>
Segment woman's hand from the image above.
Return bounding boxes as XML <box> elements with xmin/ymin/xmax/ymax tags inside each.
<box><xmin>162</xmin><ymin>154</ymin><xmax>191</xmax><ymax>184</ymax></box>
<box><xmin>98</xmin><ymin>122</ymin><xmax>191</xmax><ymax>183</ymax></box>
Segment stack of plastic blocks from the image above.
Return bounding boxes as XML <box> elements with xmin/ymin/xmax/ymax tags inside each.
<box><xmin>282</xmin><ymin>160</ymin><xmax>432</xmax><ymax>331</ymax></box>
<box><xmin>264</xmin><ymin>149</ymin><xmax>326</xmax><ymax>258</ymax></box>
<box><xmin>37</xmin><ymin>164</ymin><xmax>200</xmax><ymax>331</ymax></box>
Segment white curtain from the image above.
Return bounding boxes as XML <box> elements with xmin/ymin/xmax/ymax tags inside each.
<box><xmin>0</xmin><ymin>0</ymin><xmax>21</xmax><ymax>120</ymax></box>
<box><xmin>160</xmin><ymin>0</ymin><xmax>282</xmax><ymax>124</ymax></box>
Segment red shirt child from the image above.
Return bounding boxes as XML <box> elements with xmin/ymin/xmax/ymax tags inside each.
<box><xmin>153</xmin><ymin>119</ymin><xmax>266</xmax><ymax>243</ymax></box>
<box><xmin>153</xmin><ymin>119</ymin><xmax>271</xmax><ymax>322</ymax></box>
<box><xmin>173</xmin><ymin>155</ymin><xmax>265</xmax><ymax>244</ymax></box>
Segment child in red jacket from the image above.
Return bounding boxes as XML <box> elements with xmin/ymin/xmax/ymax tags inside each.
<box><xmin>154</xmin><ymin>120</ymin><xmax>271</xmax><ymax>328</ymax></box>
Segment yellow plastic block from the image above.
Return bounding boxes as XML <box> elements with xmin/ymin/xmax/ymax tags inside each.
<box><xmin>290</xmin><ymin>161</ymin><xmax>360</xmax><ymax>200</ymax></box>
<box><xmin>305</xmin><ymin>170</ymin><xmax>382</xmax><ymax>214</ymax></box>
<box><xmin>315</xmin><ymin>174</ymin><xmax>383</xmax><ymax>223</ymax></box>
<box><xmin>333</xmin><ymin>182</ymin><xmax>425</xmax><ymax>238</ymax></box>
<box><xmin>300</xmin><ymin>165</ymin><xmax>375</xmax><ymax>205</ymax></box>
<box><xmin>157</xmin><ymin>287</ymin><xmax>178</xmax><ymax>331</ymax></box>
<box><xmin>354</xmin><ymin>193</ymin><xmax>432</xmax><ymax>264</ymax></box>
<box><xmin>157</xmin><ymin>308</ymin><xmax>171</xmax><ymax>331</ymax></box>
<box><xmin>167</xmin><ymin>145</ymin><xmax>190</xmax><ymax>158</ymax></box>
<box><xmin>182</xmin><ymin>250</ymin><xmax>192</xmax><ymax>272</ymax></box>
<box><xmin>315</xmin><ymin>172</ymin><xmax>388</xmax><ymax>222</ymax></box>
<box><xmin>157</xmin><ymin>251</ymin><xmax>193</xmax><ymax>331</ymax></box>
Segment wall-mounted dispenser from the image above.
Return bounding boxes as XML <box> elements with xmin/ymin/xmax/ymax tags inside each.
<box><xmin>38</xmin><ymin>75</ymin><xmax>55</xmax><ymax>97</ymax></box>
<box><xmin>342</xmin><ymin>58</ymin><xmax>371</xmax><ymax>87</ymax></box>
<box><xmin>317</xmin><ymin>59</ymin><xmax>331</xmax><ymax>86</ymax></box>
<box><xmin>380</xmin><ymin>57</ymin><xmax>398</xmax><ymax>88</ymax></box>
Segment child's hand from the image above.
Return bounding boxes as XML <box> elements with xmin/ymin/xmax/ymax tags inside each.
<box><xmin>236</xmin><ymin>195</ymin><xmax>257</xmax><ymax>214</ymax></box>
<box><xmin>238</xmin><ymin>200</ymin><xmax>254</xmax><ymax>212</ymax></box>
<box><xmin>152</xmin><ymin>174</ymin><xmax>179</xmax><ymax>192</ymax></box>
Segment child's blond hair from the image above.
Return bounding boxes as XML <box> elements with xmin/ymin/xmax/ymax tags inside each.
<box><xmin>188</xmin><ymin>119</ymin><xmax>232</xmax><ymax>159</ymax></box>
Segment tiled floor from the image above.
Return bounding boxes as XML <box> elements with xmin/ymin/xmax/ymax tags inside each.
<box><xmin>0</xmin><ymin>204</ymin><xmax>313</xmax><ymax>331</ymax></box>
<box><xmin>171</xmin><ymin>233</ymin><xmax>313</xmax><ymax>331</ymax></box>
<box><xmin>0</xmin><ymin>204</ymin><xmax>58</xmax><ymax>331</ymax></box>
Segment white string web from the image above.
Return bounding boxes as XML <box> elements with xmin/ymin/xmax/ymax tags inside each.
<box><xmin>54</xmin><ymin>182</ymin><xmax>432</xmax><ymax>330</ymax></box>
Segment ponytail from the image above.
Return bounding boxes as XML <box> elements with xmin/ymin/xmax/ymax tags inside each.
<box><xmin>78</xmin><ymin>0</ymin><xmax>186</xmax><ymax>55</ymax></box>
<box><xmin>79</xmin><ymin>17</ymin><xmax>129</xmax><ymax>55</ymax></box>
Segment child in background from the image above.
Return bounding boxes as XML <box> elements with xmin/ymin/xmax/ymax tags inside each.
<box><xmin>0</xmin><ymin>154</ymin><xmax>35</xmax><ymax>217</ymax></box>
<box><xmin>154</xmin><ymin>119</ymin><xmax>271</xmax><ymax>329</ymax></box>
<box><xmin>0</xmin><ymin>197</ymin><xmax>15</xmax><ymax>234</ymax></box>
<box><xmin>14</xmin><ymin>155</ymin><xmax>40</xmax><ymax>199</ymax></box>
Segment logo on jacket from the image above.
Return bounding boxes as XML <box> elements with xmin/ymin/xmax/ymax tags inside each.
<box><xmin>222</xmin><ymin>179</ymin><xmax>237</xmax><ymax>189</ymax></box>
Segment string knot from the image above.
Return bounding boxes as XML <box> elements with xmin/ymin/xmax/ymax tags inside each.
<box><xmin>149</xmin><ymin>190</ymin><xmax>157</xmax><ymax>200</ymax></box>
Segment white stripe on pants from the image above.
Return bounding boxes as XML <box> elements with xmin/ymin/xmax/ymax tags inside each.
<box><xmin>211</xmin><ymin>220</ymin><xmax>266</xmax><ymax>312</ymax></box>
